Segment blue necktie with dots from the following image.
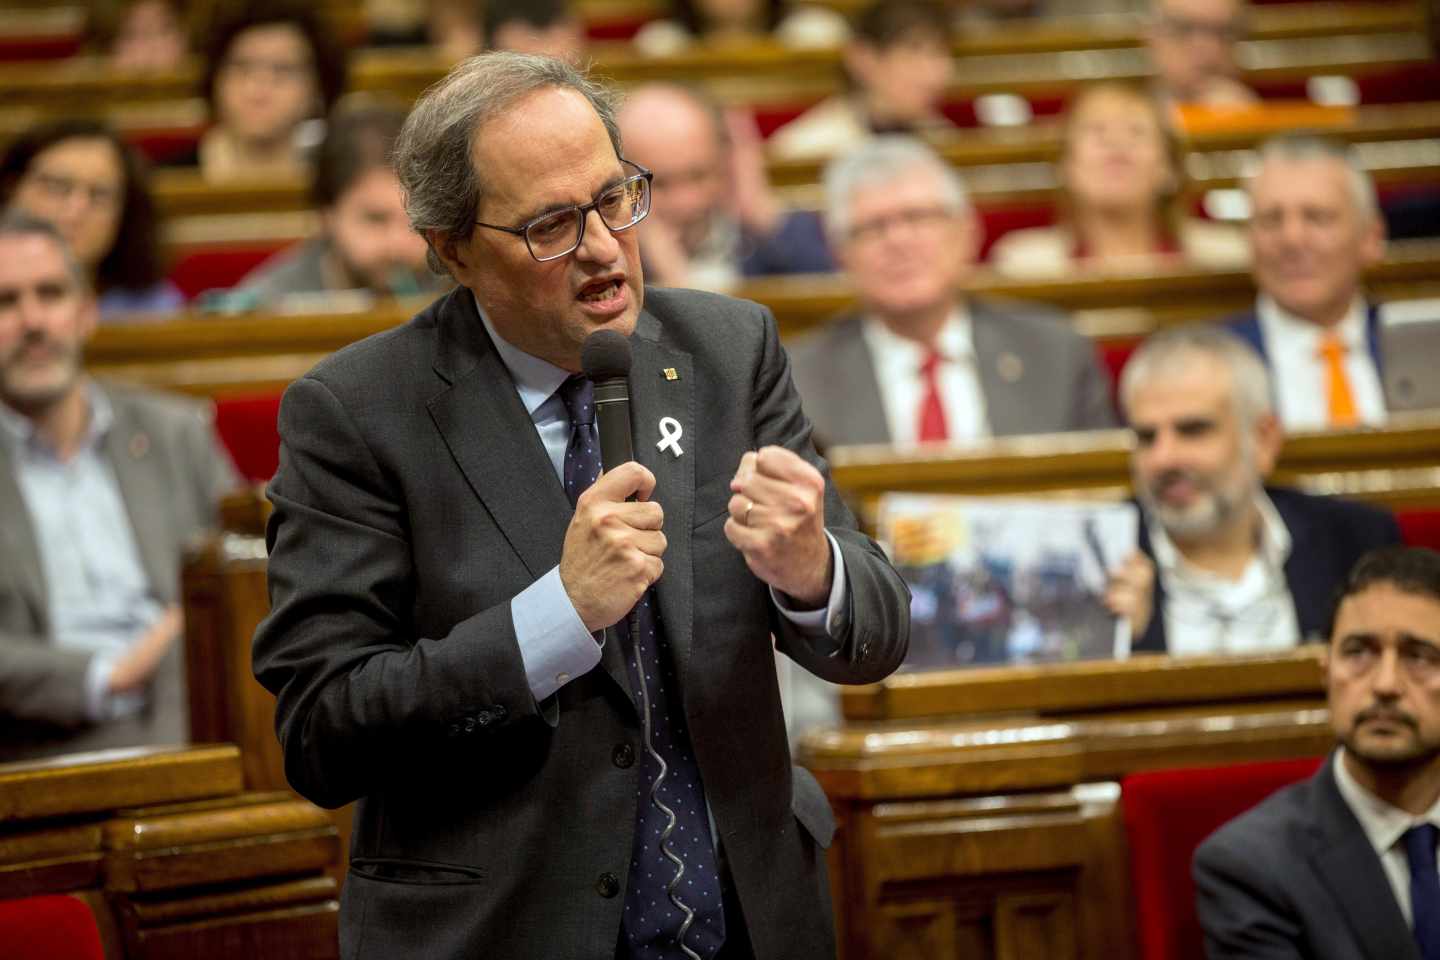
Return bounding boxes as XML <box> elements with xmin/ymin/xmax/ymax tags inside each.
<box><xmin>1404</xmin><ymin>824</ymin><xmax>1440</xmax><ymax>960</ymax></box>
<box><xmin>556</xmin><ymin>377</ymin><xmax>726</xmax><ymax>959</ymax></box>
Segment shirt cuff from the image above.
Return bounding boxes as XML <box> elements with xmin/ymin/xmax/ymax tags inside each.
<box><xmin>771</xmin><ymin>531</ymin><xmax>848</xmax><ymax>651</ymax></box>
<box><xmin>511</xmin><ymin>566</ymin><xmax>604</xmax><ymax>703</ymax></box>
<box><xmin>83</xmin><ymin>652</ymin><xmax>146</xmax><ymax>723</ymax></box>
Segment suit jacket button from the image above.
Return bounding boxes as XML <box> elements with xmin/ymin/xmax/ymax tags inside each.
<box><xmin>596</xmin><ymin>872</ymin><xmax>620</xmax><ymax>898</ymax></box>
<box><xmin>612</xmin><ymin>744</ymin><xmax>635</xmax><ymax>768</ymax></box>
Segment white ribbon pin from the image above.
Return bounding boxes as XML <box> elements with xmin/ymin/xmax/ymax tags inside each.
<box><xmin>656</xmin><ymin>417</ymin><xmax>684</xmax><ymax>457</ymax></box>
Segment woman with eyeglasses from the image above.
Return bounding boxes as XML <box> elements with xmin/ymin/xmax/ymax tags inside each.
<box><xmin>0</xmin><ymin>119</ymin><xmax>181</xmax><ymax>321</ymax></box>
<box><xmin>179</xmin><ymin>0</ymin><xmax>348</xmax><ymax>182</ymax></box>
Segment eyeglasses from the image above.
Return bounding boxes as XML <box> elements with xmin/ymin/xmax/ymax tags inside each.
<box><xmin>474</xmin><ymin>159</ymin><xmax>653</xmax><ymax>263</ymax></box>
<box><xmin>1155</xmin><ymin>14</ymin><xmax>1243</xmax><ymax>43</ymax></box>
<box><xmin>24</xmin><ymin>170</ymin><xmax>122</xmax><ymax>212</ymax></box>
<box><xmin>847</xmin><ymin>206</ymin><xmax>953</xmax><ymax>245</ymax></box>
<box><xmin>1333</xmin><ymin>635</ymin><xmax>1440</xmax><ymax>684</ymax></box>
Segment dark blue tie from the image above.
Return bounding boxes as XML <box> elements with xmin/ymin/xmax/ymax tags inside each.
<box><xmin>1404</xmin><ymin>823</ymin><xmax>1440</xmax><ymax>960</ymax></box>
<box><xmin>556</xmin><ymin>377</ymin><xmax>726</xmax><ymax>959</ymax></box>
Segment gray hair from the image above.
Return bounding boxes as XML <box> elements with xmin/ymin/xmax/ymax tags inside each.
<box><xmin>1249</xmin><ymin>133</ymin><xmax>1379</xmax><ymax>222</ymax></box>
<box><xmin>1120</xmin><ymin>325</ymin><xmax>1274</xmax><ymax>427</ymax></box>
<box><xmin>0</xmin><ymin>211</ymin><xmax>90</xmax><ymax>293</ymax></box>
<box><xmin>394</xmin><ymin>52</ymin><xmax>623</xmax><ymax>276</ymax></box>
<box><xmin>822</xmin><ymin>135</ymin><xmax>970</xmax><ymax>244</ymax></box>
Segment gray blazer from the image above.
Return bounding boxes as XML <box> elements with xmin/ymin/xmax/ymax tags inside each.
<box><xmin>786</xmin><ymin>298</ymin><xmax>1116</xmax><ymax>447</ymax></box>
<box><xmin>1194</xmin><ymin>752</ymin><xmax>1422</xmax><ymax>960</ymax></box>
<box><xmin>252</xmin><ymin>286</ymin><xmax>911</xmax><ymax>960</ymax></box>
<box><xmin>0</xmin><ymin>381</ymin><xmax>239</xmax><ymax>761</ymax></box>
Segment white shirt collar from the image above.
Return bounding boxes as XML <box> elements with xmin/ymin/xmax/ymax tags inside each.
<box><xmin>473</xmin><ymin>292</ymin><xmax>571</xmax><ymax>419</ymax></box>
<box><xmin>0</xmin><ymin>381</ymin><xmax>113</xmax><ymax>458</ymax></box>
<box><xmin>860</xmin><ymin>303</ymin><xmax>975</xmax><ymax>367</ymax></box>
<box><xmin>1147</xmin><ymin>487</ymin><xmax>1292</xmax><ymax>580</ymax></box>
<box><xmin>1333</xmin><ymin>747</ymin><xmax>1440</xmax><ymax>859</ymax></box>
<box><xmin>1257</xmin><ymin>294</ymin><xmax>1369</xmax><ymax>352</ymax></box>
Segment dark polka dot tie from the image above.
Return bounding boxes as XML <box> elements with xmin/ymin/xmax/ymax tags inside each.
<box><xmin>556</xmin><ymin>376</ymin><xmax>726</xmax><ymax>959</ymax></box>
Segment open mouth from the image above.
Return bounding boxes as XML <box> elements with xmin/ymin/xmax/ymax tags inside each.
<box><xmin>577</xmin><ymin>277</ymin><xmax>624</xmax><ymax>303</ymax></box>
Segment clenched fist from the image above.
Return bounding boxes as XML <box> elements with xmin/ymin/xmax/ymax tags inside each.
<box><xmin>724</xmin><ymin>446</ymin><xmax>833</xmax><ymax>608</ymax></box>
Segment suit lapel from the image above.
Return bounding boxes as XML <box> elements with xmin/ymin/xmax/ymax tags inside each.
<box><xmin>972</xmin><ymin>305</ymin><xmax>1024</xmax><ymax>437</ymax></box>
<box><xmin>1306</xmin><ymin>760</ymin><xmax>1421</xmax><ymax>960</ymax></box>
<box><xmin>629</xmin><ymin>313</ymin><xmax>695</xmax><ymax>682</ymax></box>
<box><xmin>103</xmin><ymin>389</ymin><xmax>176</xmax><ymax>603</ymax></box>
<box><xmin>426</xmin><ymin>293</ymin><xmax>572</xmax><ymax>583</ymax></box>
<box><xmin>833</xmin><ymin>316</ymin><xmax>890</xmax><ymax>445</ymax></box>
<box><xmin>0</xmin><ymin>439</ymin><xmax>48</xmax><ymax>631</ymax></box>
<box><xmin>1275</xmin><ymin>491</ymin><xmax>1329</xmax><ymax>641</ymax></box>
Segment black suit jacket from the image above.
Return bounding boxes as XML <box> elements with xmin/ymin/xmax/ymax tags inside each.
<box><xmin>1133</xmin><ymin>486</ymin><xmax>1401</xmax><ymax>653</ymax></box>
<box><xmin>251</xmin><ymin>286</ymin><xmax>911</xmax><ymax>959</ymax></box>
<box><xmin>1194</xmin><ymin>752</ymin><xmax>1422</xmax><ymax>960</ymax></box>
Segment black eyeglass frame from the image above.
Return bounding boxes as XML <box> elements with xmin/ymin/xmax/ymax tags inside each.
<box><xmin>473</xmin><ymin>158</ymin><xmax>654</xmax><ymax>263</ymax></box>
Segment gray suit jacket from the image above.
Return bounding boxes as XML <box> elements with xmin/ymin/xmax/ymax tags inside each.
<box><xmin>786</xmin><ymin>298</ymin><xmax>1117</xmax><ymax>447</ymax></box>
<box><xmin>0</xmin><ymin>381</ymin><xmax>239</xmax><ymax>761</ymax></box>
<box><xmin>1194</xmin><ymin>752</ymin><xmax>1422</xmax><ymax>960</ymax></box>
<box><xmin>252</xmin><ymin>286</ymin><xmax>911</xmax><ymax>960</ymax></box>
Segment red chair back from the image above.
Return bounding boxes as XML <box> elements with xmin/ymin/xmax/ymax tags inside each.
<box><xmin>0</xmin><ymin>894</ymin><xmax>105</xmax><ymax>960</ymax></box>
<box><xmin>1399</xmin><ymin>509</ymin><xmax>1440</xmax><ymax>552</ymax></box>
<box><xmin>1121</xmin><ymin>755</ymin><xmax>1324</xmax><ymax>960</ymax></box>
<box><xmin>214</xmin><ymin>392</ymin><xmax>284</xmax><ymax>482</ymax></box>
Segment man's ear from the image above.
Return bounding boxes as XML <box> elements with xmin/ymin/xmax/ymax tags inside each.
<box><xmin>426</xmin><ymin>229</ymin><xmax>466</xmax><ymax>280</ymax></box>
<box><xmin>1252</xmin><ymin>410</ymin><xmax>1285</xmax><ymax>476</ymax></box>
<box><xmin>842</xmin><ymin>42</ymin><xmax>878</xmax><ymax>87</ymax></box>
<box><xmin>1361</xmin><ymin>209</ymin><xmax>1387</xmax><ymax>268</ymax></box>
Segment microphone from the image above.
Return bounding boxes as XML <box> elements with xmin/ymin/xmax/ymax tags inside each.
<box><xmin>581</xmin><ymin>330</ymin><xmax>633</xmax><ymax>471</ymax></box>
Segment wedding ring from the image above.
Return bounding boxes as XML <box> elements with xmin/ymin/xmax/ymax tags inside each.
<box><xmin>744</xmin><ymin>501</ymin><xmax>754</xmax><ymax>526</ymax></box>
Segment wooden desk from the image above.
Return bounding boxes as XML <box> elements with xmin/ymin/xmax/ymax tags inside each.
<box><xmin>140</xmin><ymin>102</ymin><xmax>1440</xmax><ymax>221</ymax></box>
<box><xmin>798</xmin><ymin>651</ymin><xmax>1333</xmax><ymax>960</ymax></box>
<box><xmin>0</xmin><ymin>26</ymin><xmax>1428</xmax><ymax>112</ymax></box>
<box><xmin>0</xmin><ymin>744</ymin><xmax>340</xmax><ymax>958</ymax></box>
<box><xmin>826</xmin><ymin>411</ymin><xmax>1440</xmax><ymax>523</ymax></box>
<box><xmin>83</xmin><ymin>239</ymin><xmax>1440</xmax><ymax>397</ymax></box>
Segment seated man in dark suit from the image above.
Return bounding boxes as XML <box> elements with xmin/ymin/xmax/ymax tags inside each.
<box><xmin>1195</xmin><ymin>545</ymin><xmax>1440</xmax><ymax>960</ymax></box>
<box><xmin>0</xmin><ymin>212</ymin><xmax>240</xmax><ymax>761</ymax></box>
<box><xmin>616</xmin><ymin>83</ymin><xmax>834</xmax><ymax>292</ymax></box>
<box><xmin>1106</xmin><ymin>326</ymin><xmax>1400</xmax><ymax>654</ymax></box>
<box><xmin>788</xmin><ymin>135</ymin><xmax>1116</xmax><ymax>450</ymax></box>
<box><xmin>1223</xmin><ymin>133</ymin><xmax>1391</xmax><ymax>431</ymax></box>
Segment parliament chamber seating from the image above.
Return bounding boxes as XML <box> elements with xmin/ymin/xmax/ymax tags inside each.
<box><xmin>1120</xmin><ymin>756</ymin><xmax>1325</xmax><ymax>960</ymax></box>
<box><xmin>0</xmin><ymin>745</ymin><xmax>342</xmax><ymax>959</ymax></box>
<box><xmin>0</xmin><ymin>892</ymin><xmax>105</xmax><ymax>960</ymax></box>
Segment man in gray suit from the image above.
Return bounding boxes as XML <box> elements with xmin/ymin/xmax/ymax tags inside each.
<box><xmin>251</xmin><ymin>54</ymin><xmax>910</xmax><ymax>960</ymax></box>
<box><xmin>0</xmin><ymin>213</ymin><xmax>239</xmax><ymax>761</ymax></box>
<box><xmin>788</xmin><ymin>136</ymin><xmax>1115</xmax><ymax>450</ymax></box>
<box><xmin>1195</xmin><ymin>545</ymin><xmax>1440</xmax><ymax>960</ymax></box>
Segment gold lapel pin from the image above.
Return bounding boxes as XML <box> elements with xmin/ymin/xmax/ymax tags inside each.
<box><xmin>128</xmin><ymin>432</ymin><xmax>151</xmax><ymax>459</ymax></box>
<box><xmin>663</xmin><ymin>368</ymin><xmax>679</xmax><ymax>381</ymax></box>
<box><xmin>997</xmin><ymin>352</ymin><xmax>1024</xmax><ymax>384</ymax></box>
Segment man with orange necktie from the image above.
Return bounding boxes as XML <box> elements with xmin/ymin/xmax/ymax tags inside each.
<box><xmin>1224</xmin><ymin>134</ymin><xmax>1390</xmax><ymax>431</ymax></box>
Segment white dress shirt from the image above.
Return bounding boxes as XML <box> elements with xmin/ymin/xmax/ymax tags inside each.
<box><xmin>861</xmin><ymin>306</ymin><xmax>990</xmax><ymax>444</ymax></box>
<box><xmin>1332</xmin><ymin>747</ymin><xmax>1440</xmax><ymax>927</ymax></box>
<box><xmin>1148</xmin><ymin>491</ymin><xmax>1304</xmax><ymax>655</ymax></box>
<box><xmin>1257</xmin><ymin>295</ymin><xmax>1387</xmax><ymax>431</ymax></box>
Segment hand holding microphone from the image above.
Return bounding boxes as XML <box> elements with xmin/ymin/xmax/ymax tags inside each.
<box><xmin>558</xmin><ymin>330</ymin><xmax>667</xmax><ymax>633</ymax></box>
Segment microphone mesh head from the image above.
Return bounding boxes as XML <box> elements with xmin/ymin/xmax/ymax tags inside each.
<box><xmin>581</xmin><ymin>329</ymin><xmax>633</xmax><ymax>380</ymax></box>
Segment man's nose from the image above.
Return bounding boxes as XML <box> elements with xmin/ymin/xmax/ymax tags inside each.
<box><xmin>1372</xmin><ymin>647</ymin><xmax>1405</xmax><ymax>696</ymax></box>
<box><xmin>575</xmin><ymin>208</ymin><xmax>620</xmax><ymax>263</ymax></box>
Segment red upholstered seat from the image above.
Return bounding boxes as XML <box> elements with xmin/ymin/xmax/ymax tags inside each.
<box><xmin>167</xmin><ymin>244</ymin><xmax>291</xmax><ymax>302</ymax></box>
<box><xmin>1121</xmin><ymin>755</ymin><xmax>1324</xmax><ymax>960</ymax></box>
<box><xmin>0</xmin><ymin>894</ymin><xmax>105</xmax><ymax>960</ymax></box>
<box><xmin>1399</xmin><ymin>509</ymin><xmax>1440</xmax><ymax>551</ymax></box>
<box><xmin>214</xmin><ymin>392</ymin><xmax>284</xmax><ymax>482</ymax></box>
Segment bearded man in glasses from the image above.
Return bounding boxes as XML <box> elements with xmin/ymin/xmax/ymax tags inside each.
<box><xmin>252</xmin><ymin>52</ymin><xmax>910</xmax><ymax>960</ymax></box>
